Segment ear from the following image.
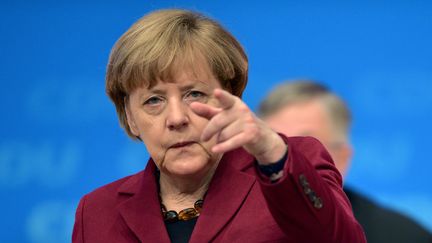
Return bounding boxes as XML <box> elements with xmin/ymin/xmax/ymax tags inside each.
<box><xmin>333</xmin><ymin>143</ymin><xmax>353</xmax><ymax>177</ymax></box>
<box><xmin>125</xmin><ymin>104</ymin><xmax>140</xmax><ymax>137</ymax></box>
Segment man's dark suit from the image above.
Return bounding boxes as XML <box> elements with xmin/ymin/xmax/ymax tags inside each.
<box><xmin>346</xmin><ymin>188</ymin><xmax>432</xmax><ymax>243</ymax></box>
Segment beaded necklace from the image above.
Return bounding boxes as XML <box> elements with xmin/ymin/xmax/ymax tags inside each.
<box><xmin>160</xmin><ymin>199</ymin><xmax>203</xmax><ymax>222</ymax></box>
<box><xmin>156</xmin><ymin>170</ymin><xmax>204</xmax><ymax>222</ymax></box>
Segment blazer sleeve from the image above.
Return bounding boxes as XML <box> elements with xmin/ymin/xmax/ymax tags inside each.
<box><xmin>256</xmin><ymin>136</ymin><xmax>366</xmax><ymax>243</ymax></box>
<box><xmin>72</xmin><ymin>195</ymin><xmax>86</xmax><ymax>243</ymax></box>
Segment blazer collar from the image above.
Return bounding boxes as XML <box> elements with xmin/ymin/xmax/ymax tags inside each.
<box><xmin>117</xmin><ymin>149</ymin><xmax>256</xmax><ymax>243</ymax></box>
<box><xmin>117</xmin><ymin>160</ymin><xmax>170</xmax><ymax>243</ymax></box>
<box><xmin>189</xmin><ymin>149</ymin><xmax>256</xmax><ymax>243</ymax></box>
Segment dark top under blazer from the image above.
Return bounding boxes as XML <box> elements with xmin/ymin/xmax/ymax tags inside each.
<box><xmin>72</xmin><ymin>136</ymin><xmax>366</xmax><ymax>243</ymax></box>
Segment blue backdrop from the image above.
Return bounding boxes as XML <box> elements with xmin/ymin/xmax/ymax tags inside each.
<box><xmin>1</xmin><ymin>1</ymin><xmax>431</xmax><ymax>242</ymax></box>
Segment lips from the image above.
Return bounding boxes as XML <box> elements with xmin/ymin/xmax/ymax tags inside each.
<box><xmin>169</xmin><ymin>141</ymin><xmax>196</xmax><ymax>149</ymax></box>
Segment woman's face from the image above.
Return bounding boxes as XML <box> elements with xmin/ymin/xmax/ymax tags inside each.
<box><xmin>126</xmin><ymin>64</ymin><xmax>223</xmax><ymax>177</ymax></box>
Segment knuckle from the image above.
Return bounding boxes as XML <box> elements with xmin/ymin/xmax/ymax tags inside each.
<box><xmin>244</xmin><ymin>115</ymin><xmax>255</xmax><ymax>124</ymax></box>
<box><xmin>238</xmin><ymin>103</ymin><xmax>249</xmax><ymax>113</ymax></box>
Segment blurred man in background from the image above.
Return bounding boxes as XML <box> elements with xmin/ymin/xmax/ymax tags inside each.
<box><xmin>259</xmin><ymin>80</ymin><xmax>432</xmax><ymax>243</ymax></box>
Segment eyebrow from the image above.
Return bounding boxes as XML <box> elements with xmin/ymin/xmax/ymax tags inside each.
<box><xmin>149</xmin><ymin>80</ymin><xmax>211</xmax><ymax>94</ymax></box>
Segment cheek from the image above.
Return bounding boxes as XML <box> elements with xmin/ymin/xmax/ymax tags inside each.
<box><xmin>140</xmin><ymin>124</ymin><xmax>167</xmax><ymax>164</ymax></box>
<box><xmin>199</xmin><ymin>136</ymin><xmax>223</xmax><ymax>166</ymax></box>
<box><xmin>187</xmin><ymin>113</ymin><xmax>214</xmax><ymax>147</ymax></box>
<box><xmin>136</xmin><ymin>115</ymin><xmax>163</xmax><ymax>149</ymax></box>
<box><xmin>135</xmin><ymin>113</ymin><xmax>158</xmax><ymax>133</ymax></box>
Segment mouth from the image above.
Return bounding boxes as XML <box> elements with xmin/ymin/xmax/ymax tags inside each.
<box><xmin>169</xmin><ymin>141</ymin><xmax>196</xmax><ymax>149</ymax></box>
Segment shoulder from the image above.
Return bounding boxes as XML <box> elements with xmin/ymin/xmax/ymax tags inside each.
<box><xmin>346</xmin><ymin>188</ymin><xmax>432</xmax><ymax>242</ymax></box>
<box><xmin>285</xmin><ymin>136</ymin><xmax>331</xmax><ymax>158</ymax></box>
<box><xmin>90</xmin><ymin>171</ymin><xmax>142</xmax><ymax>195</ymax></box>
<box><xmin>282</xmin><ymin>136</ymin><xmax>336</xmax><ymax>171</ymax></box>
<box><xmin>73</xmin><ymin>171</ymin><xmax>146</xmax><ymax>241</ymax></box>
<box><xmin>284</xmin><ymin>135</ymin><xmax>324</xmax><ymax>147</ymax></box>
<box><xmin>80</xmin><ymin>171</ymin><xmax>144</xmax><ymax>211</ymax></box>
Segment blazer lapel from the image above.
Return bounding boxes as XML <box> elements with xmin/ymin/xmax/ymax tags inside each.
<box><xmin>117</xmin><ymin>160</ymin><xmax>170</xmax><ymax>243</ymax></box>
<box><xmin>189</xmin><ymin>150</ymin><xmax>256</xmax><ymax>243</ymax></box>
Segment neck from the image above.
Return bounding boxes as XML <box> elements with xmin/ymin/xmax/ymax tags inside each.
<box><xmin>159</xmin><ymin>166</ymin><xmax>217</xmax><ymax>212</ymax></box>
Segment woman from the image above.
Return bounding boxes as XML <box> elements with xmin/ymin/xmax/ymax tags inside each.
<box><xmin>73</xmin><ymin>9</ymin><xmax>365</xmax><ymax>243</ymax></box>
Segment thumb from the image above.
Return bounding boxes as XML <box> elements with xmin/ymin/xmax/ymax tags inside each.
<box><xmin>190</xmin><ymin>102</ymin><xmax>222</xmax><ymax>120</ymax></box>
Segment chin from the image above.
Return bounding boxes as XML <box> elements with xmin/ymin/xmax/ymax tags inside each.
<box><xmin>168</xmin><ymin>156</ymin><xmax>211</xmax><ymax>175</ymax></box>
<box><xmin>157</xmin><ymin>142</ymin><xmax>221</xmax><ymax>178</ymax></box>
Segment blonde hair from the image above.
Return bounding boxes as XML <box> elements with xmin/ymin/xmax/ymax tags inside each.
<box><xmin>106</xmin><ymin>9</ymin><xmax>248</xmax><ymax>139</ymax></box>
<box><xmin>259</xmin><ymin>80</ymin><xmax>352</xmax><ymax>143</ymax></box>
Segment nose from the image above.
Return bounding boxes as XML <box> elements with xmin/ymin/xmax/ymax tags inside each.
<box><xmin>166</xmin><ymin>100</ymin><xmax>189</xmax><ymax>130</ymax></box>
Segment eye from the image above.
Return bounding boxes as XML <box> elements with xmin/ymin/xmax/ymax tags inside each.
<box><xmin>185</xmin><ymin>90</ymin><xmax>208</xmax><ymax>103</ymax></box>
<box><xmin>189</xmin><ymin>90</ymin><xmax>204</xmax><ymax>98</ymax></box>
<box><xmin>143</xmin><ymin>96</ymin><xmax>163</xmax><ymax>106</ymax></box>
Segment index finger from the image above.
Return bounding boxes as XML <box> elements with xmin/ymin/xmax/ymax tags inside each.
<box><xmin>214</xmin><ymin>88</ymin><xmax>236</xmax><ymax>110</ymax></box>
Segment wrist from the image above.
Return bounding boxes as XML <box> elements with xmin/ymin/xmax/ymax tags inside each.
<box><xmin>255</xmin><ymin>135</ymin><xmax>287</xmax><ymax>165</ymax></box>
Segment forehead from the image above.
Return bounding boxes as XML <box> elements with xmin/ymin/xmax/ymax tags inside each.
<box><xmin>152</xmin><ymin>61</ymin><xmax>220</xmax><ymax>89</ymax></box>
<box><xmin>146</xmin><ymin>53</ymin><xmax>219</xmax><ymax>87</ymax></box>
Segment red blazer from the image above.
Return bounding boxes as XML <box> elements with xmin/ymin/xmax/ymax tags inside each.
<box><xmin>73</xmin><ymin>136</ymin><xmax>366</xmax><ymax>242</ymax></box>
